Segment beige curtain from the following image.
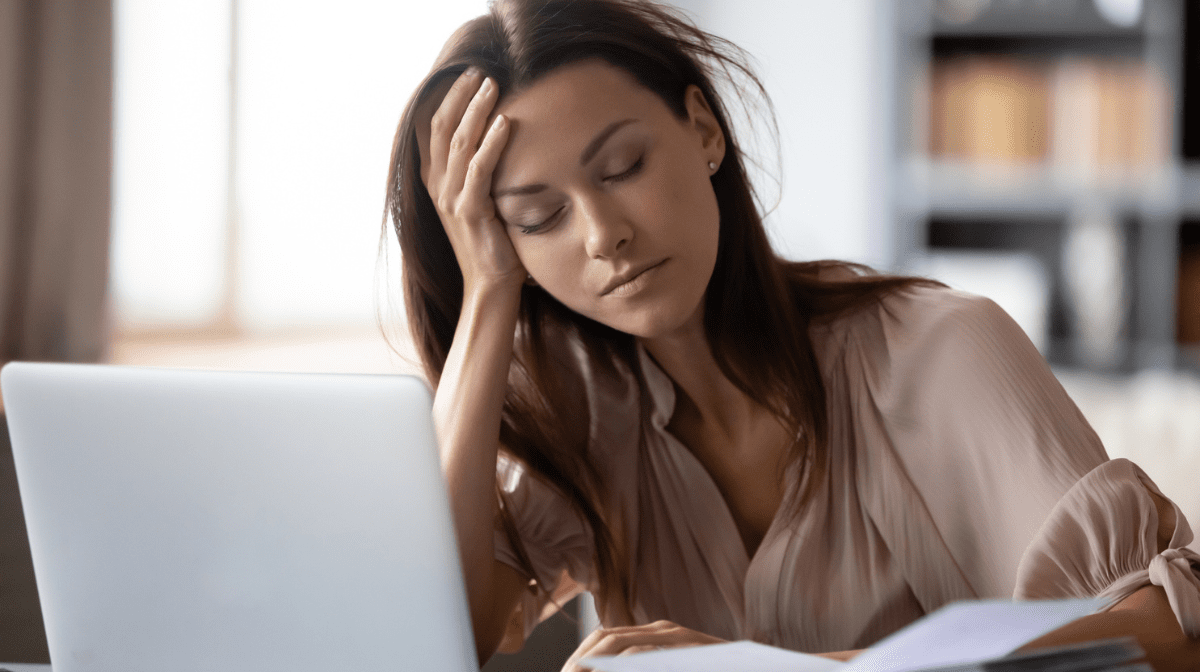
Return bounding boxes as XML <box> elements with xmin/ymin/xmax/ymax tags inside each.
<box><xmin>0</xmin><ymin>0</ymin><xmax>113</xmax><ymax>369</ymax></box>
<box><xmin>0</xmin><ymin>0</ymin><xmax>112</xmax><ymax>663</ymax></box>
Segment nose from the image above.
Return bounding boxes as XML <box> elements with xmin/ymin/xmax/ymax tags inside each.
<box><xmin>580</xmin><ymin>196</ymin><xmax>633</xmax><ymax>259</ymax></box>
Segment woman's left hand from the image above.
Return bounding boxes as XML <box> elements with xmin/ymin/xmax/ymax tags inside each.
<box><xmin>564</xmin><ymin>620</ymin><xmax>725</xmax><ymax>671</ymax></box>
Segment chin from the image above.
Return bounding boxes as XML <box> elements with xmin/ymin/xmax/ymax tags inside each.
<box><xmin>596</xmin><ymin>301</ymin><xmax>705</xmax><ymax>341</ymax></box>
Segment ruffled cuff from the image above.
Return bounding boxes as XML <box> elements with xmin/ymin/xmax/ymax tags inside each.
<box><xmin>1015</xmin><ymin>458</ymin><xmax>1200</xmax><ymax>638</ymax></box>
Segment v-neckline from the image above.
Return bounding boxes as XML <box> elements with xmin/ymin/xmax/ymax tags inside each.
<box><xmin>637</xmin><ymin>344</ymin><xmax>794</xmax><ymax>569</ymax></box>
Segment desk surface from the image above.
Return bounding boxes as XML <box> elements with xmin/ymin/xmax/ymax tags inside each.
<box><xmin>0</xmin><ymin>664</ymin><xmax>51</xmax><ymax>672</ymax></box>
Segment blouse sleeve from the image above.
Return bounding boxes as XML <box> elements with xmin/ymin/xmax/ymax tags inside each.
<box><xmin>492</xmin><ymin>454</ymin><xmax>594</xmax><ymax>647</ymax></box>
<box><xmin>1015</xmin><ymin>458</ymin><xmax>1200</xmax><ymax>637</ymax></box>
<box><xmin>848</xmin><ymin>286</ymin><xmax>1200</xmax><ymax>636</ymax></box>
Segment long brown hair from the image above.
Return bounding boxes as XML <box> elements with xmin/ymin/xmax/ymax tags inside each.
<box><xmin>384</xmin><ymin>0</ymin><xmax>933</xmax><ymax>624</ymax></box>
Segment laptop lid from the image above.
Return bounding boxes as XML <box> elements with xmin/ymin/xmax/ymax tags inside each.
<box><xmin>1</xmin><ymin>362</ymin><xmax>476</xmax><ymax>672</ymax></box>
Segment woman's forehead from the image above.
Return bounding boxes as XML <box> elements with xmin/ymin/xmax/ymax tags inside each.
<box><xmin>492</xmin><ymin>61</ymin><xmax>673</xmax><ymax>175</ymax></box>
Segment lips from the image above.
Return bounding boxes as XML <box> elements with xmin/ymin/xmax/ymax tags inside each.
<box><xmin>601</xmin><ymin>259</ymin><xmax>667</xmax><ymax>297</ymax></box>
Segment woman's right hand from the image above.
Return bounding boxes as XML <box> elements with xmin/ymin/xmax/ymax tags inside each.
<box><xmin>418</xmin><ymin>68</ymin><xmax>524</xmax><ymax>296</ymax></box>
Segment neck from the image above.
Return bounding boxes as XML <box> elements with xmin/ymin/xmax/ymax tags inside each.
<box><xmin>639</xmin><ymin>312</ymin><xmax>758</xmax><ymax>444</ymax></box>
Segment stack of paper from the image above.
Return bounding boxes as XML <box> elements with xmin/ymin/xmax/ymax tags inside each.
<box><xmin>583</xmin><ymin>598</ymin><xmax>1148</xmax><ymax>672</ymax></box>
<box><xmin>905</xmin><ymin>637</ymin><xmax>1145</xmax><ymax>671</ymax></box>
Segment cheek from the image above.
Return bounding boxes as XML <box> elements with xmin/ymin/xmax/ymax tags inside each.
<box><xmin>510</xmin><ymin>234</ymin><xmax>583</xmax><ymax>296</ymax></box>
<box><xmin>650</xmin><ymin>141</ymin><xmax>716</xmax><ymax>210</ymax></box>
<box><xmin>649</xmin><ymin>159</ymin><xmax>721</xmax><ymax>252</ymax></box>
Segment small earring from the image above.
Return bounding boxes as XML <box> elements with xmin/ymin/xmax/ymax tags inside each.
<box><xmin>708</xmin><ymin>161</ymin><xmax>718</xmax><ymax>172</ymax></box>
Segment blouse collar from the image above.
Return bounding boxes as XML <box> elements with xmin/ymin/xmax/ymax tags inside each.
<box><xmin>636</xmin><ymin>342</ymin><xmax>678</xmax><ymax>432</ymax></box>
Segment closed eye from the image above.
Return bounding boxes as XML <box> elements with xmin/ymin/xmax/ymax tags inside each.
<box><xmin>605</xmin><ymin>156</ymin><xmax>644</xmax><ymax>183</ymax></box>
<box><xmin>515</xmin><ymin>206</ymin><xmax>565</xmax><ymax>235</ymax></box>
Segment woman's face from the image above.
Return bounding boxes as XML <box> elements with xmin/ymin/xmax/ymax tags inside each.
<box><xmin>490</xmin><ymin>60</ymin><xmax>726</xmax><ymax>339</ymax></box>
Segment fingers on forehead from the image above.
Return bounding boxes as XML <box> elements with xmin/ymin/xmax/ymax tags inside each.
<box><xmin>414</xmin><ymin>74</ymin><xmax>462</xmax><ymax>155</ymax></box>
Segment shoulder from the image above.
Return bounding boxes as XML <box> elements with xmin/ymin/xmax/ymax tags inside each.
<box><xmin>879</xmin><ymin>282</ymin><xmax>1018</xmax><ymax>342</ymax></box>
<box><xmin>821</xmin><ymin>280</ymin><xmax>1106</xmax><ymax>498</ymax></box>
<box><xmin>811</xmin><ymin>282</ymin><xmax>1029</xmax><ymax>386</ymax></box>
<box><xmin>878</xmin><ymin>282</ymin><xmax>1009</xmax><ymax>328</ymax></box>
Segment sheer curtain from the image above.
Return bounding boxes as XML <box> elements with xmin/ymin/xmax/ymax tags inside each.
<box><xmin>110</xmin><ymin>0</ymin><xmax>487</xmax><ymax>372</ymax></box>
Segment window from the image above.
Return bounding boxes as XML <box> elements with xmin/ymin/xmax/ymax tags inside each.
<box><xmin>110</xmin><ymin>0</ymin><xmax>487</xmax><ymax>371</ymax></box>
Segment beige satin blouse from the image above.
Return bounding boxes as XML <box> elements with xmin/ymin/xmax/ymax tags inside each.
<box><xmin>493</xmin><ymin>285</ymin><xmax>1200</xmax><ymax>653</ymax></box>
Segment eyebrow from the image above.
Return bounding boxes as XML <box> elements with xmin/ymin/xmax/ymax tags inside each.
<box><xmin>493</xmin><ymin>118</ymin><xmax>637</xmax><ymax>199</ymax></box>
<box><xmin>579</xmin><ymin>118</ymin><xmax>636</xmax><ymax>166</ymax></box>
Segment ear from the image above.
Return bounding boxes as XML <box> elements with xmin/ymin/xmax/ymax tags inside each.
<box><xmin>683</xmin><ymin>84</ymin><xmax>725</xmax><ymax>170</ymax></box>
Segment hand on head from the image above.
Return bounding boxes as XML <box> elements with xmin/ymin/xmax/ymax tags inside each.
<box><xmin>416</xmin><ymin>68</ymin><xmax>526</xmax><ymax>296</ymax></box>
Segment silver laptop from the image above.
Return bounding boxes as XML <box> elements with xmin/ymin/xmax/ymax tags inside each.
<box><xmin>1</xmin><ymin>362</ymin><xmax>476</xmax><ymax>672</ymax></box>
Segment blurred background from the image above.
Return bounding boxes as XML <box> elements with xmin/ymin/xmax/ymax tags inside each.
<box><xmin>0</xmin><ymin>0</ymin><xmax>1198</xmax><ymax>668</ymax></box>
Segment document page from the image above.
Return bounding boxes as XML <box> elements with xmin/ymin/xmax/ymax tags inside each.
<box><xmin>584</xmin><ymin>640</ymin><xmax>845</xmax><ymax>672</ymax></box>
<box><xmin>843</xmin><ymin>597</ymin><xmax>1105</xmax><ymax>671</ymax></box>
<box><xmin>582</xmin><ymin>597</ymin><xmax>1105</xmax><ymax>672</ymax></box>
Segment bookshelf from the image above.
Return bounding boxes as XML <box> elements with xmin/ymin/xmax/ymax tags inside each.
<box><xmin>890</xmin><ymin>0</ymin><xmax>1199</xmax><ymax>372</ymax></box>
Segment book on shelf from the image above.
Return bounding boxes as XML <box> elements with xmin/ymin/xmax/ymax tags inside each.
<box><xmin>1178</xmin><ymin>236</ymin><xmax>1200</xmax><ymax>345</ymax></box>
<box><xmin>1050</xmin><ymin>57</ymin><xmax>1171</xmax><ymax>180</ymax></box>
<box><xmin>925</xmin><ymin>55</ymin><xmax>1171</xmax><ymax>180</ymax></box>
<box><xmin>928</xmin><ymin>56</ymin><xmax>1050</xmax><ymax>164</ymax></box>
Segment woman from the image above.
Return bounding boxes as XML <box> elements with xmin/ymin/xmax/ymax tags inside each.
<box><xmin>384</xmin><ymin>1</ymin><xmax>1200</xmax><ymax>669</ymax></box>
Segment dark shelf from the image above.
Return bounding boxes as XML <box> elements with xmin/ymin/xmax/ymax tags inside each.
<box><xmin>1179</xmin><ymin>220</ymin><xmax>1200</xmax><ymax>346</ymax></box>
<box><xmin>930</xmin><ymin>34</ymin><xmax>1144</xmax><ymax>57</ymax></box>
<box><xmin>1182</xmin><ymin>220</ymin><xmax>1200</xmax><ymax>246</ymax></box>
<box><xmin>1182</xmin><ymin>0</ymin><xmax>1200</xmax><ymax>159</ymax></box>
<box><xmin>927</xmin><ymin>216</ymin><xmax>1064</xmax><ymax>248</ymax></box>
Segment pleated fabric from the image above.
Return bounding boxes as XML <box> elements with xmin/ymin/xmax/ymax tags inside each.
<box><xmin>492</xmin><ymin>285</ymin><xmax>1200</xmax><ymax>653</ymax></box>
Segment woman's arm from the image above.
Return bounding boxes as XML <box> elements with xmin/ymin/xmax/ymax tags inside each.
<box><xmin>1019</xmin><ymin>489</ymin><xmax>1200</xmax><ymax>672</ymax></box>
<box><xmin>434</xmin><ymin>283</ymin><xmax>530</xmax><ymax>663</ymax></box>
<box><xmin>1020</xmin><ymin>585</ymin><xmax>1200</xmax><ymax>672</ymax></box>
<box><xmin>813</xmin><ymin>589</ymin><xmax>1199</xmax><ymax>670</ymax></box>
<box><xmin>416</xmin><ymin>67</ymin><xmax>531</xmax><ymax>663</ymax></box>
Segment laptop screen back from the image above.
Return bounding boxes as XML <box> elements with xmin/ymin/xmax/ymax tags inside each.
<box><xmin>1</xmin><ymin>362</ymin><xmax>476</xmax><ymax>672</ymax></box>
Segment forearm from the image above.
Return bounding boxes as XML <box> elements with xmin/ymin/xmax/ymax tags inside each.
<box><xmin>432</xmin><ymin>282</ymin><xmax>523</xmax><ymax>654</ymax></box>
<box><xmin>1018</xmin><ymin>586</ymin><xmax>1200</xmax><ymax>672</ymax></box>
<box><xmin>815</xmin><ymin>649</ymin><xmax>863</xmax><ymax>662</ymax></box>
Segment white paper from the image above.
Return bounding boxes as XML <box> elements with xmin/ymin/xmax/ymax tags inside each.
<box><xmin>579</xmin><ymin>597</ymin><xmax>1104</xmax><ymax>672</ymax></box>
<box><xmin>843</xmin><ymin>598</ymin><xmax>1106</xmax><ymax>672</ymax></box>
<box><xmin>583</xmin><ymin>640</ymin><xmax>846</xmax><ymax>672</ymax></box>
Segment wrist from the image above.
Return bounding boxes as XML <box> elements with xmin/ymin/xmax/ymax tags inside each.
<box><xmin>462</xmin><ymin>275</ymin><xmax>525</xmax><ymax>311</ymax></box>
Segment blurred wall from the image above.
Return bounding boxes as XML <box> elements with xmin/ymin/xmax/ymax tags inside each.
<box><xmin>671</xmin><ymin>0</ymin><xmax>888</xmax><ymax>266</ymax></box>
